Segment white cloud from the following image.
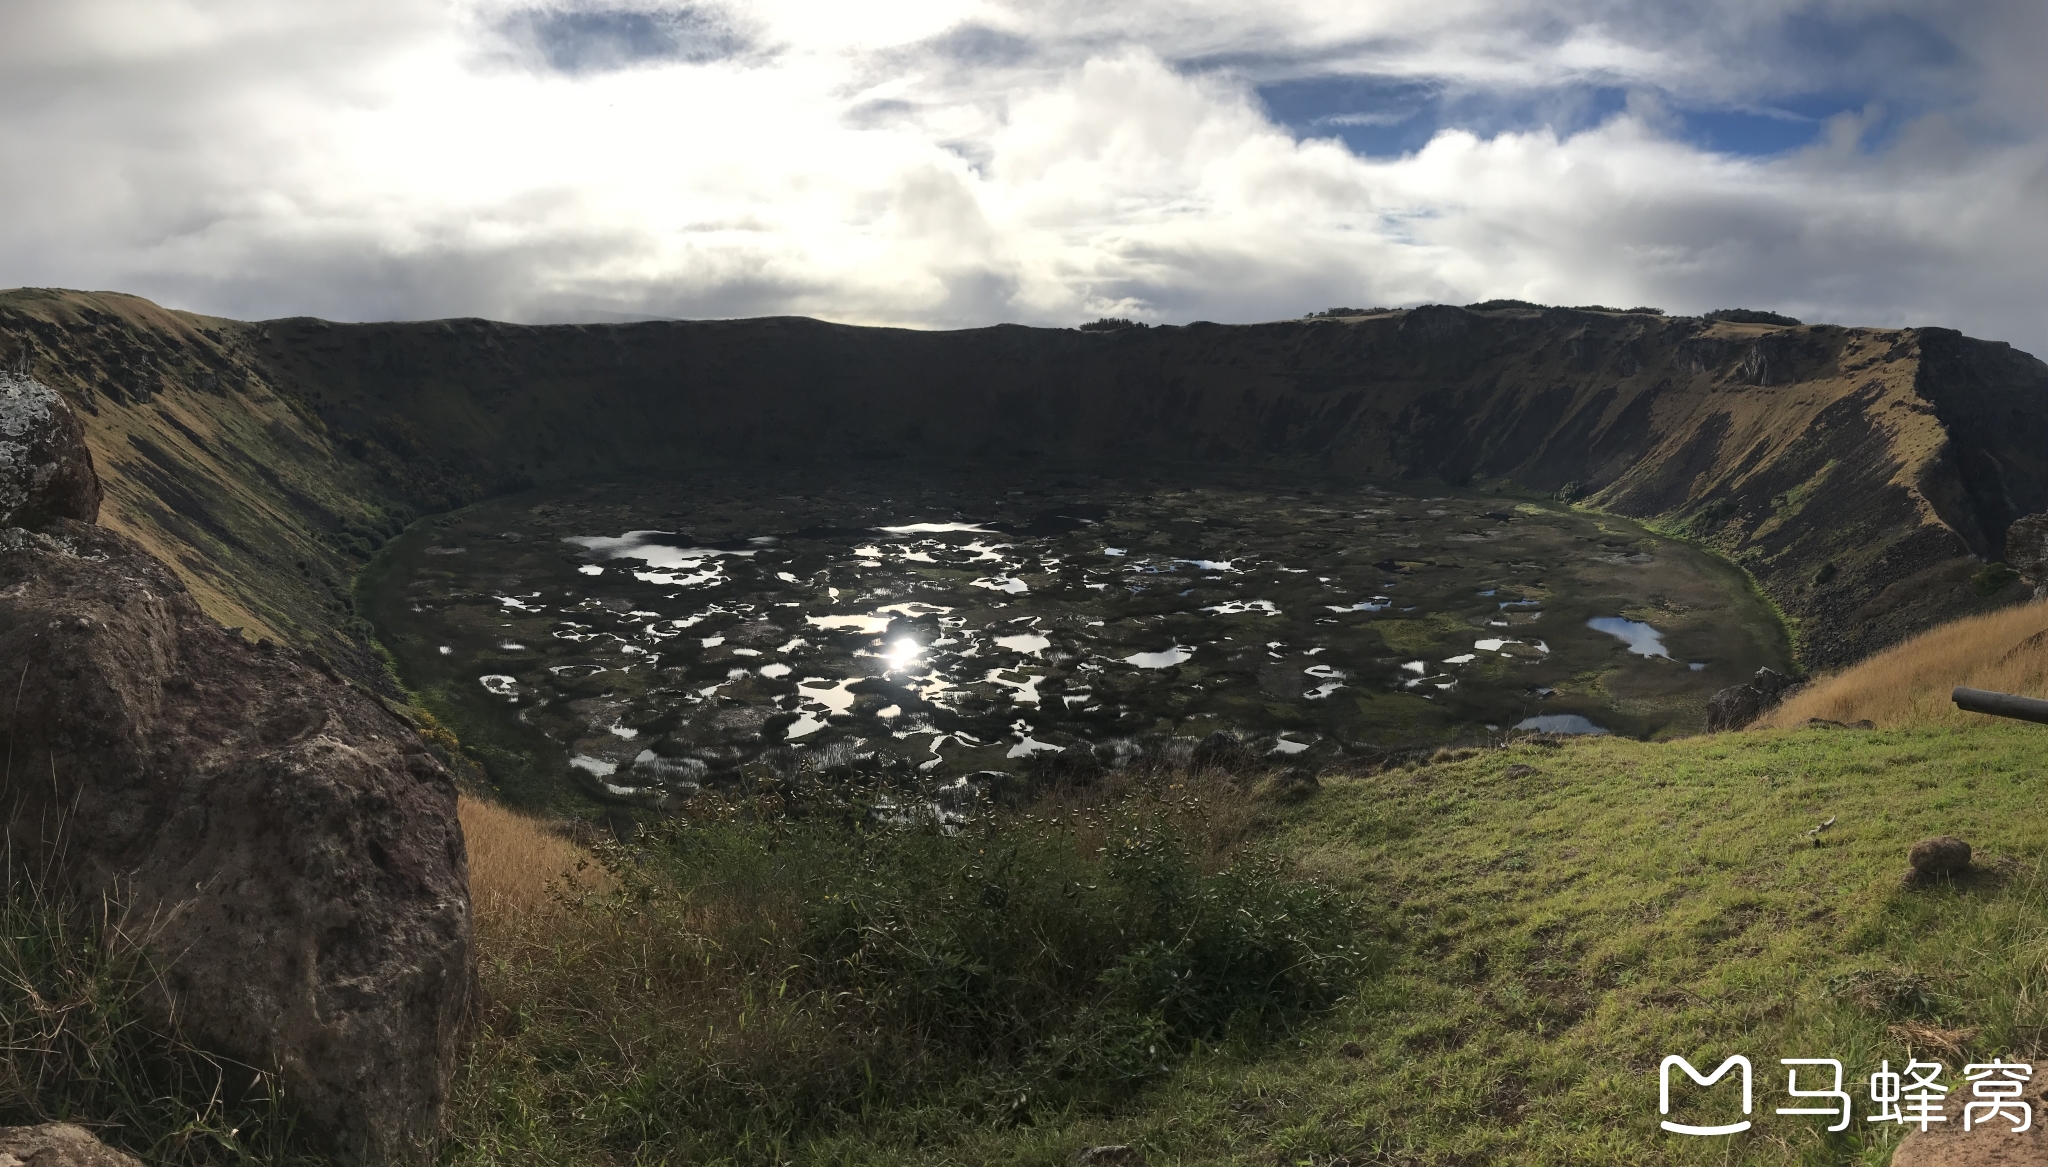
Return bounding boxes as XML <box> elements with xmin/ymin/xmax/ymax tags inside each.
<box><xmin>0</xmin><ymin>0</ymin><xmax>2042</xmax><ymax>353</ymax></box>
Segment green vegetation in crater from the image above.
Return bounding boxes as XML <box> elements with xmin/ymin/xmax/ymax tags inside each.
<box><xmin>21</xmin><ymin>608</ymin><xmax>2048</xmax><ymax>1166</ymax></box>
<box><xmin>357</xmin><ymin>468</ymin><xmax>1792</xmax><ymax>816</ymax></box>
<box><xmin>436</xmin><ymin>721</ymin><xmax>2048</xmax><ymax>1166</ymax></box>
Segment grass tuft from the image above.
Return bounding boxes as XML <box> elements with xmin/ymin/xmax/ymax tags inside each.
<box><xmin>0</xmin><ymin>869</ymin><xmax>301</xmax><ymax>1165</ymax></box>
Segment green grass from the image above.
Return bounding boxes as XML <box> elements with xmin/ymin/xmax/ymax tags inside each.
<box><xmin>20</xmin><ymin>723</ymin><xmax>2048</xmax><ymax>1165</ymax></box>
<box><xmin>449</xmin><ymin>773</ymin><xmax>1364</xmax><ymax>1165</ymax></box>
<box><xmin>884</xmin><ymin>723</ymin><xmax>2048</xmax><ymax>1166</ymax></box>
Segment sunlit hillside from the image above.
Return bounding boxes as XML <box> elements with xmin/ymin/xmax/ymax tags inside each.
<box><xmin>1761</xmin><ymin>597</ymin><xmax>2048</xmax><ymax>728</ymax></box>
<box><xmin>457</xmin><ymin>795</ymin><xmax>609</xmax><ymax>926</ymax></box>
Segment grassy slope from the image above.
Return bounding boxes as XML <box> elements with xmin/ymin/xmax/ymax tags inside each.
<box><xmin>453</xmin><ymin>723</ymin><xmax>2048</xmax><ymax>1166</ymax></box>
<box><xmin>1766</xmin><ymin>598</ymin><xmax>2048</xmax><ymax>730</ymax></box>
<box><xmin>910</xmin><ymin>728</ymin><xmax>2045</xmax><ymax>1166</ymax></box>
<box><xmin>0</xmin><ymin>289</ymin><xmax>411</xmax><ymax>656</ymax></box>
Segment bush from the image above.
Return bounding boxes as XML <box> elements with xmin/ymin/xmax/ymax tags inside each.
<box><xmin>1706</xmin><ymin>308</ymin><xmax>1803</xmax><ymax>326</ymax></box>
<box><xmin>1078</xmin><ymin>318</ymin><xmax>1146</xmax><ymax>332</ymax></box>
<box><xmin>451</xmin><ymin>778</ymin><xmax>1367</xmax><ymax>1161</ymax></box>
<box><xmin>1973</xmin><ymin>561</ymin><xmax>2020</xmax><ymax>596</ymax></box>
<box><xmin>1304</xmin><ymin>307</ymin><xmax>1388</xmax><ymax>318</ymax></box>
<box><xmin>1465</xmin><ymin>301</ymin><xmax>1662</xmax><ymax>315</ymax></box>
<box><xmin>1687</xmin><ymin>497</ymin><xmax>1738</xmax><ymax>538</ymax></box>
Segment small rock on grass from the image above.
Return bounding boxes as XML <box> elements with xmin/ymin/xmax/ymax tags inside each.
<box><xmin>1338</xmin><ymin>1040</ymin><xmax>1365</xmax><ymax>1058</ymax></box>
<box><xmin>1190</xmin><ymin>730</ymin><xmax>1255</xmax><ymax>771</ymax></box>
<box><xmin>1905</xmin><ymin>836</ymin><xmax>1972</xmax><ymax>886</ymax></box>
<box><xmin>1255</xmin><ymin>767</ymin><xmax>1320</xmax><ymax>803</ymax></box>
<box><xmin>0</xmin><ymin>1124</ymin><xmax>143</xmax><ymax>1167</ymax></box>
<box><xmin>1073</xmin><ymin>1146</ymin><xmax>1146</xmax><ymax>1166</ymax></box>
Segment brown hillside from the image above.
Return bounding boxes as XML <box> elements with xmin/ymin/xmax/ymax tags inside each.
<box><xmin>2</xmin><ymin>290</ymin><xmax>2042</xmax><ymax>673</ymax></box>
<box><xmin>1761</xmin><ymin>597</ymin><xmax>2048</xmax><ymax>728</ymax></box>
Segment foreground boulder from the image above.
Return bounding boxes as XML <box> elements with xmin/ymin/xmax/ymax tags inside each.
<box><xmin>1892</xmin><ymin>1121</ymin><xmax>2048</xmax><ymax>1165</ymax></box>
<box><xmin>0</xmin><ymin>372</ymin><xmax>102</xmax><ymax>529</ymax></box>
<box><xmin>1704</xmin><ymin>667</ymin><xmax>1800</xmax><ymax>731</ymax></box>
<box><xmin>0</xmin><ymin>520</ymin><xmax>473</xmax><ymax>1164</ymax></box>
<box><xmin>0</xmin><ymin>1124</ymin><xmax>143</xmax><ymax>1167</ymax></box>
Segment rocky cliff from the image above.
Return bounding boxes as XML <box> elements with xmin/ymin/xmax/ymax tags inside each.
<box><xmin>4</xmin><ymin>290</ymin><xmax>2044</xmax><ymax>669</ymax></box>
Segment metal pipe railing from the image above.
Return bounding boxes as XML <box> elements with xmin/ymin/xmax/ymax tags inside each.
<box><xmin>1953</xmin><ymin>687</ymin><xmax>2048</xmax><ymax>725</ymax></box>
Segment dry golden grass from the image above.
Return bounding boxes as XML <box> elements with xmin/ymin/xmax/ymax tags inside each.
<box><xmin>1760</xmin><ymin>596</ymin><xmax>2048</xmax><ymax>728</ymax></box>
<box><xmin>457</xmin><ymin>795</ymin><xmax>609</xmax><ymax>931</ymax></box>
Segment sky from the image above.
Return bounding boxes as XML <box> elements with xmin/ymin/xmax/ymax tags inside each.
<box><xmin>0</xmin><ymin>1</ymin><xmax>2044</xmax><ymax>352</ymax></box>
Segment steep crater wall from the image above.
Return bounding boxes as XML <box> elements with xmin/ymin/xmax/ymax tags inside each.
<box><xmin>5</xmin><ymin>291</ymin><xmax>2046</xmax><ymax>671</ymax></box>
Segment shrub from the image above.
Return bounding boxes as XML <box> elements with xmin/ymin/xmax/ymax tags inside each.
<box><xmin>451</xmin><ymin>776</ymin><xmax>1367</xmax><ymax>1162</ymax></box>
<box><xmin>1465</xmin><ymin>301</ymin><xmax>1662</xmax><ymax>315</ymax></box>
<box><xmin>1687</xmin><ymin>497</ymin><xmax>1739</xmax><ymax>538</ymax></box>
<box><xmin>1078</xmin><ymin>317</ymin><xmax>1146</xmax><ymax>332</ymax></box>
<box><xmin>1974</xmin><ymin>561</ymin><xmax>2020</xmax><ymax>596</ymax></box>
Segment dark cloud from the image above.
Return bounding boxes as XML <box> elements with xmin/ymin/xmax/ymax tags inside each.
<box><xmin>920</xmin><ymin>24</ymin><xmax>1037</xmax><ymax>68</ymax></box>
<box><xmin>498</xmin><ymin>4</ymin><xmax>750</xmax><ymax>74</ymax></box>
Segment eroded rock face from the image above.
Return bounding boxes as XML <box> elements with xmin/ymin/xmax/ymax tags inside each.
<box><xmin>0</xmin><ymin>373</ymin><xmax>101</xmax><ymax>529</ymax></box>
<box><xmin>0</xmin><ymin>522</ymin><xmax>473</xmax><ymax>1165</ymax></box>
<box><xmin>2009</xmin><ymin>512</ymin><xmax>2048</xmax><ymax>597</ymax></box>
<box><xmin>1704</xmin><ymin>666</ymin><xmax>1801</xmax><ymax>731</ymax></box>
<box><xmin>0</xmin><ymin>1123</ymin><xmax>144</xmax><ymax>1167</ymax></box>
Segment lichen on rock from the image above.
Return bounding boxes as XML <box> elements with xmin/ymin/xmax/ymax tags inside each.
<box><xmin>0</xmin><ymin>1123</ymin><xmax>144</xmax><ymax>1167</ymax></box>
<box><xmin>0</xmin><ymin>372</ymin><xmax>102</xmax><ymax>529</ymax></box>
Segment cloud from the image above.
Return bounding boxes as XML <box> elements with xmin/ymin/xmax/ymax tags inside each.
<box><xmin>493</xmin><ymin>3</ymin><xmax>754</xmax><ymax>74</ymax></box>
<box><xmin>0</xmin><ymin>0</ymin><xmax>2042</xmax><ymax>356</ymax></box>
